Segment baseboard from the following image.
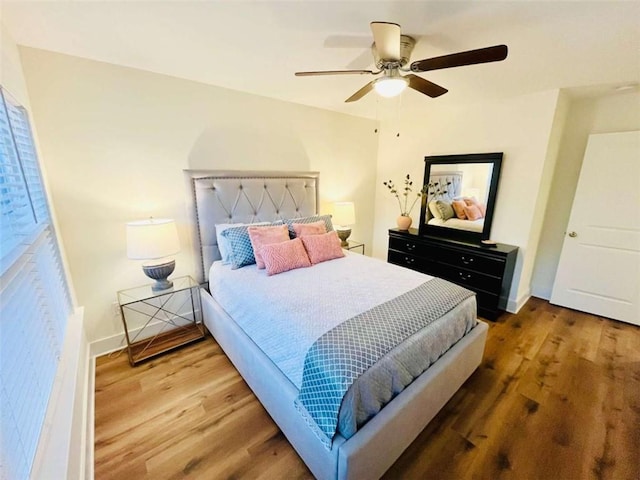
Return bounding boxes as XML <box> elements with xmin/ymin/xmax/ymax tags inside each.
<box><xmin>507</xmin><ymin>289</ymin><xmax>531</xmax><ymax>314</ymax></box>
<box><xmin>85</xmin><ymin>355</ymin><xmax>96</xmax><ymax>480</ymax></box>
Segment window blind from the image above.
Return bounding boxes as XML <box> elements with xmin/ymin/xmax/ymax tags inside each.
<box><xmin>0</xmin><ymin>87</ymin><xmax>72</xmax><ymax>480</ymax></box>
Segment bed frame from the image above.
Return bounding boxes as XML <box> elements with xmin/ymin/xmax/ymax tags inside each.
<box><xmin>185</xmin><ymin>170</ymin><xmax>488</xmax><ymax>480</ymax></box>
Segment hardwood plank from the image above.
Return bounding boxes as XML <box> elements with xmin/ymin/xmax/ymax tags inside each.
<box><xmin>94</xmin><ymin>298</ymin><xmax>639</xmax><ymax>479</ymax></box>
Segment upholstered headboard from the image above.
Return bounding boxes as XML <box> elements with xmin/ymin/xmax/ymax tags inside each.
<box><xmin>425</xmin><ymin>171</ymin><xmax>463</xmax><ymax>220</ymax></box>
<box><xmin>184</xmin><ymin>170</ymin><xmax>319</xmax><ymax>283</ymax></box>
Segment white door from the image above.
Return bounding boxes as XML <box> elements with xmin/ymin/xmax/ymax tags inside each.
<box><xmin>550</xmin><ymin>131</ymin><xmax>640</xmax><ymax>325</ymax></box>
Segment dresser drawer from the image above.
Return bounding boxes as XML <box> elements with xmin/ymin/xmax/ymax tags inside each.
<box><xmin>435</xmin><ymin>246</ymin><xmax>506</xmax><ymax>277</ymax></box>
<box><xmin>437</xmin><ymin>263</ymin><xmax>502</xmax><ymax>294</ymax></box>
<box><xmin>389</xmin><ymin>236</ymin><xmax>422</xmax><ymax>255</ymax></box>
<box><xmin>388</xmin><ymin>250</ymin><xmax>432</xmax><ymax>272</ymax></box>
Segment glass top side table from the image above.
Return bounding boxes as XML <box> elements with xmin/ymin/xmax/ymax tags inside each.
<box><xmin>343</xmin><ymin>240</ymin><xmax>365</xmax><ymax>255</ymax></box>
<box><xmin>117</xmin><ymin>275</ymin><xmax>205</xmax><ymax>366</ymax></box>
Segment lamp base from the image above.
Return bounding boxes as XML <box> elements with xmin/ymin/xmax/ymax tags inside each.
<box><xmin>142</xmin><ymin>260</ymin><xmax>176</xmax><ymax>292</ymax></box>
<box><xmin>336</xmin><ymin>228</ymin><xmax>351</xmax><ymax>247</ymax></box>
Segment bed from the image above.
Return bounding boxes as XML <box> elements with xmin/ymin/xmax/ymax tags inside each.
<box><xmin>185</xmin><ymin>170</ymin><xmax>488</xmax><ymax>480</ymax></box>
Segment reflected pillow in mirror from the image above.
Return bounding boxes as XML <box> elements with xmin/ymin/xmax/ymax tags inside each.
<box><xmin>435</xmin><ymin>200</ymin><xmax>455</xmax><ymax>221</ymax></box>
<box><xmin>428</xmin><ymin>201</ymin><xmax>442</xmax><ymax>220</ymax></box>
<box><xmin>463</xmin><ymin>204</ymin><xmax>483</xmax><ymax>221</ymax></box>
<box><xmin>451</xmin><ymin>200</ymin><xmax>467</xmax><ymax>220</ymax></box>
<box><xmin>464</xmin><ymin>197</ymin><xmax>486</xmax><ymax>217</ymax></box>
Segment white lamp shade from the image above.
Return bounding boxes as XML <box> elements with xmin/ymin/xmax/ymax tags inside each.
<box><xmin>126</xmin><ymin>218</ymin><xmax>180</xmax><ymax>260</ymax></box>
<box><xmin>373</xmin><ymin>77</ymin><xmax>408</xmax><ymax>98</ymax></box>
<box><xmin>333</xmin><ymin>202</ymin><xmax>356</xmax><ymax>227</ymax></box>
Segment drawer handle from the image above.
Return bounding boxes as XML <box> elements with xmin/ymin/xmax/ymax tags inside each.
<box><xmin>406</xmin><ymin>243</ymin><xmax>416</xmax><ymax>251</ymax></box>
<box><xmin>461</xmin><ymin>256</ymin><xmax>474</xmax><ymax>265</ymax></box>
<box><xmin>404</xmin><ymin>256</ymin><xmax>415</xmax><ymax>264</ymax></box>
<box><xmin>459</xmin><ymin>272</ymin><xmax>472</xmax><ymax>281</ymax></box>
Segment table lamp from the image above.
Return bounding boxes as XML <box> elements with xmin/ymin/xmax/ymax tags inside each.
<box><xmin>333</xmin><ymin>202</ymin><xmax>356</xmax><ymax>247</ymax></box>
<box><xmin>127</xmin><ymin>218</ymin><xmax>180</xmax><ymax>291</ymax></box>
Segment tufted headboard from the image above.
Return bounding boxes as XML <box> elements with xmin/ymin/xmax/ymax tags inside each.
<box><xmin>425</xmin><ymin>171</ymin><xmax>463</xmax><ymax>220</ymax></box>
<box><xmin>184</xmin><ymin>170</ymin><xmax>319</xmax><ymax>283</ymax></box>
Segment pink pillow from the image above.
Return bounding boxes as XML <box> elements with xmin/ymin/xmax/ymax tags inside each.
<box><xmin>248</xmin><ymin>224</ymin><xmax>289</xmax><ymax>269</ymax></box>
<box><xmin>452</xmin><ymin>200</ymin><xmax>467</xmax><ymax>219</ymax></box>
<box><xmin>463</xmin><ymin>204</ymin><xmax>483</xmax><ymax>221</ymax></box>
<box><xmin>260</xmin><ymin>238</ymin><xmax>311</xmax><ymax>276</ymax></box>
<box><xmin>300</xmin><ymin>231</ymin><xmax>345</xmax><ymax>265</ymax></box>
<box><xmin>292</xmin><ymin>220</ymin><xmax>326</xmax><ymax>237</ymax></box>
<box><xmin>464</xmin><ymin>196</ymin><xmax>486</xmax><ymax>216</ymax></box>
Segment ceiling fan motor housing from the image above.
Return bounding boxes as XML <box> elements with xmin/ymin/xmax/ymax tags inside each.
<box><xmin>373</xmin><ymin>35</ymin><xmax>416</xmax><ymax>69</ymax></box>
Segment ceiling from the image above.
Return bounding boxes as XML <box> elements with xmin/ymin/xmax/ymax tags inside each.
<box><xmin>2</xmin><ymin>1</ymin><xmax>639</xmax><ymax>118</ymax></box>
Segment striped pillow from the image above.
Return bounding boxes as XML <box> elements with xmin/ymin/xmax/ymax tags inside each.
<box><xmin>261</xmin><ymin>238</ymin><xmax>311</xmax><ymax>276</ymax></box>
<box><xmin>300</xmin><ymin>231</ymin><xmax>345</xmax><ymax>265</ymax></box>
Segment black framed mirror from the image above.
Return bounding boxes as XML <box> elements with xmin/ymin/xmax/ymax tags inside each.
<box><xmin>419</xmin><ymin>152</ymin><xmax>503</xmax><ymax>242</ymax></box>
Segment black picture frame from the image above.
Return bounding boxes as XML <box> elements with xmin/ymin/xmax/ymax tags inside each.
<box><xmin>418</xmin><ymin>152</ymin><xmax>503</xmax><ymax>243</ymax></box>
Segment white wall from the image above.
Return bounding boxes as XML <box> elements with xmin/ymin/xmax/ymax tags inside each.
<box><xmin>19</xmin><ymin>47</ymin><xmax>378</xmax><ymax>344</ymax></box>
<box><xmin>373</xmin><ymin>90</ymin><xmax>562</xmax><ymax>311</ymax></box>
<box><xmin>531</xmin><ymin>89</ymin><xmax>640</xmax><ymax>299</ymax></box>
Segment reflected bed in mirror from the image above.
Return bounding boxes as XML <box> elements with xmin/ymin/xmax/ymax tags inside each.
<box><xmin>419</xmin><ymin>152</ymin><xmax>503</xmax><ymax>242</ymax></box>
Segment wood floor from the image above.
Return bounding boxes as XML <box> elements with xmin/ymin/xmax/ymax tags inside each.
<box><xmin>94</xmin><ymin>297</ymin><xmax>640</xmax><ymax>479</ymax></box>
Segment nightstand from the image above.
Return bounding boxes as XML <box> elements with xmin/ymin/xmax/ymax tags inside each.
<box><xmin>343</xmin><ymin>240</ymin><xmax>365</xmax><ymax>255</ymax></box>
<box><xmin>117</xmin><ymin>275</ymin><xmax>206</xmax><ymax>366</ymax></box>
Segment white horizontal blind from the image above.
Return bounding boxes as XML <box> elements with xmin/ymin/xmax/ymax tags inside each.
<box><xmin>0</xmin><ymin>87</ymin><xmax>72</xmax><ymax>480</ymax></box>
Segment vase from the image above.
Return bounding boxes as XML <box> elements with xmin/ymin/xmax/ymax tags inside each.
<box><xmin>396</xmin><ymin>215</ymin><xmax>412</xmax><ymax>231</ymax></box>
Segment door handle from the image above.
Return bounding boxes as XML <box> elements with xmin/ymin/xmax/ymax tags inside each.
<box><xmin>568</xmin><ymin>231</ymin><xmax>578</xmax><ymax>238</ymax></box>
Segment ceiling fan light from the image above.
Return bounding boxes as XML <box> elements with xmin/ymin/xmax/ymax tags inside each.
<box><xmin>374</xmin><ymin>77</ymin><xmax>408</xmax><ymax>97</ymax></box>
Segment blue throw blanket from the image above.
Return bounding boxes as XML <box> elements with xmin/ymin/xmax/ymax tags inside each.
<box><xmin>295</xmin><ymin>277</ymin><xmax>475</xmax><ymax>448</ymax></box>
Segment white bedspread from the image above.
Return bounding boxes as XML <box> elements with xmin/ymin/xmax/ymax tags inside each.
<box><xmin>209</xmin><ymin>252</ymin><xmax>431</xmax><ymax>388</ymax></box>
<box><xmin>428</xmin><ymin>217</ymin><xmax>484</xmax><ymax>232</ymax></box>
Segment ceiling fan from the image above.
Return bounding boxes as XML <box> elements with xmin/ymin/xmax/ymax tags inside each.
<box><xmin>295</xmin><ymin>22</ymin><xmax>508</xmax><ymax>103</ymax></box>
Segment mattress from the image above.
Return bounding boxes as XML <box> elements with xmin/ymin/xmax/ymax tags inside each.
<box><xmin>209</xmin><ymin>252</ymin><xmax>476</xmax><ymax>440</ymax></box>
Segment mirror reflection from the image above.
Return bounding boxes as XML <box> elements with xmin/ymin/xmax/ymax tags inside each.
<box><xmin>423</xmin><ymin>163</ymin><xmax>494</xmax><ymax>233</ymax></box>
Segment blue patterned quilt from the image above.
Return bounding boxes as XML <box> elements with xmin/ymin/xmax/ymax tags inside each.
<box><xmin>295</xmin><ymin>277</ymin><xmax>475</xmax><ymax>448</ymax></box>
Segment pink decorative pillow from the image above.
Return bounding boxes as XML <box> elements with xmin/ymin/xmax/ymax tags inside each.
<box><xmin>464</xmin><ymin>196</ymin><xmax>486</xmax><ymax>216</ymax></box>
<box><xmin>292</xmin><ymin>220</ymin><xmax>326</xmax><ymax>237</ymax></box>
<box><xmin>300</xmin><ymin>231</ymin><xmax>345</xmax><ymax>265</ymax></box>
<box><xmin>452</xmin><ymin>200</ymin><xmax>467</xmax><ymax>219</ymax></box>
<box><xmin>260</xmin><ymin>238</ymin><xmax>311</xmax><ymax>276</ymax></box>
<box><xmin>248</xmin><ymin>224</ymin><xmax>289</xmax><ymax>269</ymax></box>
<box><xmin>463</xmin><ymin>204</ymin><xmax>483</xmax><ymax>221</ymax></box>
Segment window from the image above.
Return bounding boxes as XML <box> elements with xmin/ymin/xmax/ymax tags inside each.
<box><xmin>0</xmin><ymin>87</ymin><xmax>72</xmax><ymax>480</ymax></box>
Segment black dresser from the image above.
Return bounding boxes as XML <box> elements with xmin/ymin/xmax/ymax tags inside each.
<box><xmin>388</xmin><ymin>228</ymin><xmax>518</xmax><ymax>320</ymax></box>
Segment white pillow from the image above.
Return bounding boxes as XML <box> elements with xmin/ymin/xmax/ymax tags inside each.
<box><xmin>215</xmin><ymin>222</ymin><xmax>269</xmax><ymax>263</ymax></box>
<box><xmin>428</xmin><ymin>201</ymin><xmax>442</xmax><ymax>220</ymax></box>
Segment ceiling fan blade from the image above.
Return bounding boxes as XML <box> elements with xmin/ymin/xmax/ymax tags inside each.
<box><xmin>370</xmin><ymin>21</ymin><xmax>401</xmax><ymax>61</ymax></box>
<box><xmin>295</xmin><ymin>69</ymin><xmax>373</xmax><ymax>76</ymax></box>
<box><xmin>405</xmin><ymin>74</ymin><xmax>448</xmax><ymax>98</ymax></box>
<box><xmin>410</xmin><ymin>45</ymin><xmax>508</xmax><ymax>73</ymax></box>
<box><xmin>406</xmin><ymin>74</ymin><xmax>448</xmax><ymax>98</ymax></box>
<box><xmin>345</xmin><ymin>81</ymin><xmax>375</xmax><ymax>103</ymax></box>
